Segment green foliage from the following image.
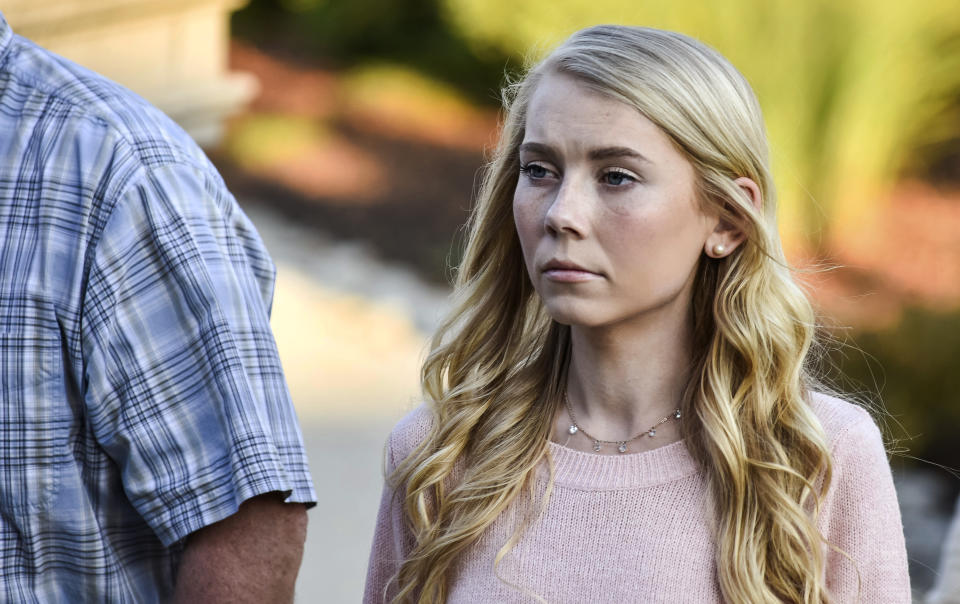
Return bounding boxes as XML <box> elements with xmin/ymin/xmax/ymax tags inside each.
<box><xmin>340</xmin><ymin>62</ymin><xmax>478</xmax><ymax>123</ymax></box>
<box><xmin>232</xmin><ymin>0</ymin><xmax>514</xmax><ymax>102</ymax></box>
<box><xmin>224</xmin><ymin>114</ymin><xmax>329</xmax><ymax>170</ymax></box>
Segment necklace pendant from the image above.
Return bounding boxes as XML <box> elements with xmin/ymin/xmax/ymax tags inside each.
<box><xmin>568</xmin><ymin>425</ymin><xmax>578</xmax><ymax>435</ymax></box>
<box><xmin>593</xmin><ymin>440</ymin><xmax>601</xmax><ymax>452</ymax></box>
<box><xmin>647</xmin><ymin>428</ymin><xmax>656</xmax><ymax>437</ymax></box>
<box><xmin>674</xmin><ymin>409</ymin><xmax>681</xmax><ymax>419</ymax></box>
<box><xmin>617</xmin><ymin>442</ymin><xmax>627</xmax><ymax>453</ymax></box>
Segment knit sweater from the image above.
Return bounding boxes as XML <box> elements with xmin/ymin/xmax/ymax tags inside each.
<box><xmin>364</xmin><ymin>393</ymin><xmax>911</xmax><ymax>603</ymax></box>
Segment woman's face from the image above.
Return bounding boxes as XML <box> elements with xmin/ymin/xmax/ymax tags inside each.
<box><xmin>513</xmin><ymin>72</ymin><xmax>721</xmax><ymax>329</ymax></box>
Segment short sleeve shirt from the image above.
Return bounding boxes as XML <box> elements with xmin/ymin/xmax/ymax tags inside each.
<box><xmin>0</xmin><ymin>13</ymin><xmax>316</xmax><ymax>602</ymax></box>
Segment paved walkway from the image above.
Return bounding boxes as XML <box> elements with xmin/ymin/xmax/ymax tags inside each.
<box><xmin>243</xmin><ymin>201</ymin><xmax>448</xmax><ymax>601</ymax></box>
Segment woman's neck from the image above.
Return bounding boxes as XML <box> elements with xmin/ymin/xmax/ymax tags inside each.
<box><xmin>564</xmin><ymin>303</ymin><xmax>693</xmax><ymax>444</ymax></box>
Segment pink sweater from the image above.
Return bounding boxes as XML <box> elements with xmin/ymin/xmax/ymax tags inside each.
<box><xmin>364</xmin><ymin>393</ymin><xmax>911</xmax><ymax>603</ymax></box>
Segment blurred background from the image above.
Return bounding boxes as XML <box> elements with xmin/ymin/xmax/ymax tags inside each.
<box><xmin>6</xmin><ymin>0</ymin><xmax>960</xmax><ymax>601</ymax></box>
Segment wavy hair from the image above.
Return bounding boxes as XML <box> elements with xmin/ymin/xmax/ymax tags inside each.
<box><xmin>390</xmin><ymin>25</ymin><xmax>838</xmax><ymax>603</ymax></box>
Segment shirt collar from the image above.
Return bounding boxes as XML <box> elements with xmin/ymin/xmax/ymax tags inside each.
<box><xmin>0</xmin><ymin>12</ymin><xmax>12</xmax><ymax>68</ymax></box>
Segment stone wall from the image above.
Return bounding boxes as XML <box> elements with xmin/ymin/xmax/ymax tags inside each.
<box><xmin>3</xmin><ymin>0</ymin><xmax>257</xmax><ymax>147</ymax></box>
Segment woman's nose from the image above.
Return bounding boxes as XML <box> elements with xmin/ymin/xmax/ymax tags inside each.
<box><xmin>544</xmin><ymin>175</ymin><xmax>589</xmax><ymax>238</ymax></box>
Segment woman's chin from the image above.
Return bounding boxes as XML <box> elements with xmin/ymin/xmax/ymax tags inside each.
<box><xmin>542</xmin><ymin>302</ymin><xmax>610</xmax><ymax>329</ymax></box>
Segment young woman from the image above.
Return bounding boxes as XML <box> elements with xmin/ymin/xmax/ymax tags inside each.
<box><xmin>364</xmin><ymin>25</ymin><xmax>910</xmax><ymax>603</ymax></box>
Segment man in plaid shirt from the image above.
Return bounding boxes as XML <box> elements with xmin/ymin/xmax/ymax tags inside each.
<box><xmin>0</xmin><ymin>11</ymin><xmax>316</xmax><ymax>602</ymax></box>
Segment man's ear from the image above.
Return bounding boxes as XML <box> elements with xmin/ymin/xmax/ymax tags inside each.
<box><xmin>704</xmin><ymin>177</ymin><xmax>762</xmax><ymax>258</ymax></box>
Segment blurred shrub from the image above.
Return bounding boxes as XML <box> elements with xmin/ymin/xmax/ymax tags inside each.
<box><xmin>338</xmin><ymin>63</ymin><xmax>496</xmax><ymax>149</ymax></box>
<box><xmin>828</xmin><ymin>307</ymin><xmax>960</xmax><ymax>472</ymax></box>
<box><xmin>232</xmin><ymin>0</ymin><xmax>513</xmax><ymax>102</ymax></box>
<box><xmin>225</xmin><ymin>113</ymin><xmax>329</xmax><ymax>169</ymax></box>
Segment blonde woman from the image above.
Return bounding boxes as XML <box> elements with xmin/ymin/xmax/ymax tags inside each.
<box><xmin>364</xmin><ymin>25</ymin><xmax>910</xmax><ymax>603</ymax></box>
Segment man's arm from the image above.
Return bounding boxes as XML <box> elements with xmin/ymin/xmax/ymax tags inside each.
<box><xmin>81</xmin><ymin>162</ymin><xmax>316</xmax><ymax>594</ymax></box>
<box><xmin>173</xmin><ymin>493</ymin><xmax>309</xmax><ymax>603</ymax></box>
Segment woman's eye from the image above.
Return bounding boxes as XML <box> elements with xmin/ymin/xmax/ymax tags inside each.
<box><xmin>520</xmin><ymin>163</ymin><xmax>550</xmax><ymax>179</ymax></box>
<box><xmin>601</xmin><ymin>169</ymin><xmax>636</xmax><ymax>186</ymax></box>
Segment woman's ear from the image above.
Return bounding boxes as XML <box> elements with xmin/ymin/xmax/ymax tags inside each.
<box><xmin>704</xmin><ymin>177</ymin><xmax>762</xmax><ymax>258</ymax></box>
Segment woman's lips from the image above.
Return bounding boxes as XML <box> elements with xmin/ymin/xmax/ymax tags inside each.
<box><xmin>542</xmin><ymin>268</ymin><xmax>601</xmax><ymax>282</ymax></box>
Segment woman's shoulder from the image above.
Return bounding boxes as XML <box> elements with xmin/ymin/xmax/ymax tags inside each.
<box><xmin>806</xmin><ymin>390</ymin><xmax>883</xmax><ymax>452</ymax></box>
<box><xmin>384</xmin><ymin>403</ymin><xmax>434</xmax><ymax>469</ymax></box>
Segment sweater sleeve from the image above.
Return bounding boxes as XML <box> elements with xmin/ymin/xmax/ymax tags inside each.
<box><xmin>363</xmin><ymin>426</ymin><xmax>415</xmax><ymax>604</ymax></box>
<box><xmin>817</xmin><ymin>409</ymin><xmax>912</xmax><ymax>603</ymax></box>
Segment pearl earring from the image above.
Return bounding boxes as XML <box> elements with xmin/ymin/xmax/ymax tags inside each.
<box><xmin>712</xmin><ymin>244</ymin><xmax>726</xmax><ymax>256</ymax></box>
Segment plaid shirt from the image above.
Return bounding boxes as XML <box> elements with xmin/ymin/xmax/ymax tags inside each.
<box><xmin>0</xmin><ymin>13</ymin><xmax>315</xmax><ymax>602</ymax></box>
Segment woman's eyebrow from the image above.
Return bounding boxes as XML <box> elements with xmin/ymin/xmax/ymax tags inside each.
<box><xmin>587</xmin><ymin>146</ymin><xmax>651</xmax><ymax>164</ymax></box>
<box><xmin>518</xmin><ymin>142</ymin><xmax>558</xmax><ymax>160</ymax></box>
<box><xmin>518</xmin><ymin>142</ymin><xmax>650</xmax><ymax>165</ymax></box>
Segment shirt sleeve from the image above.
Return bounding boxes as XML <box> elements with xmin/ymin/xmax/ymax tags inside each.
<box><xmin>818</xmin><ymin>408</ymin><xmax>912</xmax><ymax>603</ymax></box>
<box><xmin>81</xmin><ymin>161</ymin><xmax>316</xmax><ymax>547</ymax></box>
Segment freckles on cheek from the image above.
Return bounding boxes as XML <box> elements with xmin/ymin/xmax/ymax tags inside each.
<box><xmin>607</xmin><ymin>213</ymin><xmax>681</xmax><ymax>278</ymax></box>
<box><xmin>512</xmin><ymin>199</ymin><xmax>538</xmax><ymax>268</ymax></box>
<box><xmin>513</xmin><ymin>196</ymin><xmax>539</xmax><ymax>240</ymax></box>
<box><xmin>608</xmin><ymin>213</ymin><xmax>654</xmax><ymax>248</ymax></box>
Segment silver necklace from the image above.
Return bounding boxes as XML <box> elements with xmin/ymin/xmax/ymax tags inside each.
<box><xmin>564</xmin><ymin>393</ymin><xmax>681</xmax><ymax>454</ymax></box>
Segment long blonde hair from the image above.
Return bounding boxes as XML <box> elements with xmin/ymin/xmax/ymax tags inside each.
<box><xmin>391</xmin><ymin>25</ymin><xmax>836</xmax><ymax>603</ymax></box>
